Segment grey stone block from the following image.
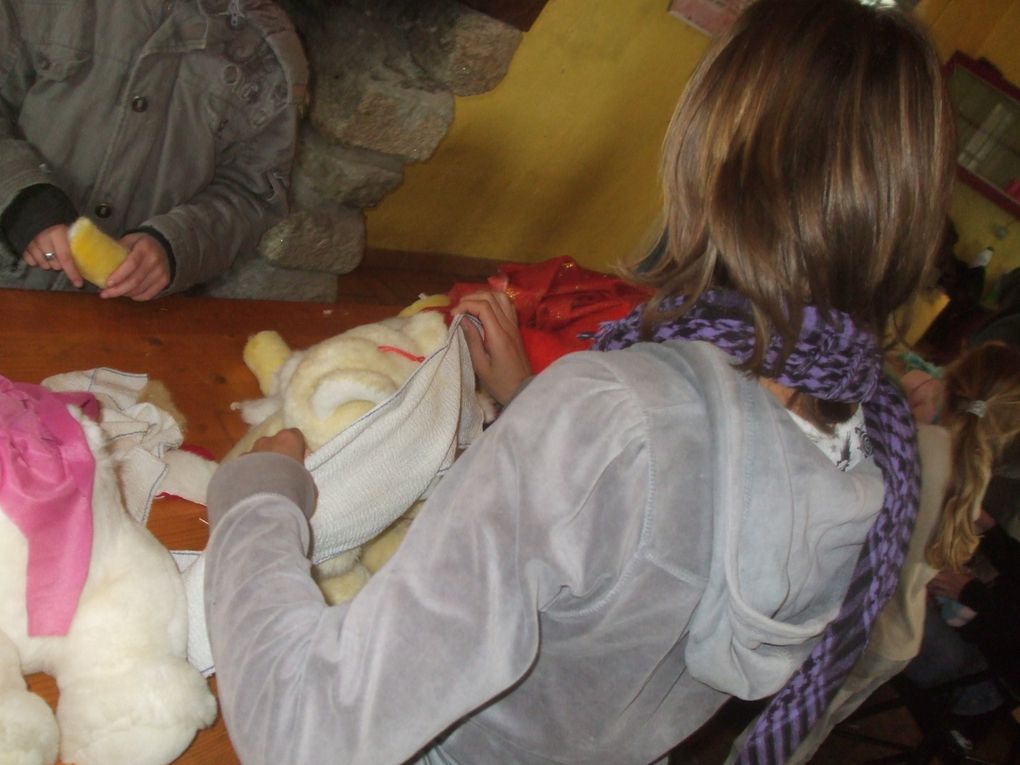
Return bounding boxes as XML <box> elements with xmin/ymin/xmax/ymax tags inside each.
<box><xmin>406</xmin><ymin>1</ymin><xmax>522</xmax><ymax>96</ymax></box>
<box><xmin>292</xmin><ymin>124</ymin><xmax>405</xmax><ymax>209</ymax></box>
<box><xmin>300</xmin><ymin>3</ymin><xmax>454</xmax><ymax>161</ymax></box>
<box><xmin>257</xmin><ymin>203</ymin><xmax>365</xmax><ymax>275</ymax></box>
<box><xmin>194</xmin><ymin>249</ymin><xmax>339</xmax><ymax>303</ymax></box>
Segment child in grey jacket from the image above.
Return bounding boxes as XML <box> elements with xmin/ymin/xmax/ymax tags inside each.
<box><xmin>0</xmin><ymin>0</ymin><xmax>306</xmax><ymax>300</ymax></box>
<box><xmin>203</xmin><ymin>2</ymin><xmax>956</xmax><ymax>763</ymax></box>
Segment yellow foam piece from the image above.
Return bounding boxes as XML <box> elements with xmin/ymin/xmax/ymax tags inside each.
<box><xmin>397</xmin><ymin>294</ymin><xmax>450</xmax><ymax>318</ymax></box>
<box><xmin>67</xmin><ymin>217</ymin><xmax>128</xmax><ymax>288</ymax></box>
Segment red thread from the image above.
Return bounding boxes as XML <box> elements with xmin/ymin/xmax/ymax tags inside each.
<box><xmin>377</xmin><ymin>345</ymin><xmax>425</xmax><ymax>363</ymax></box>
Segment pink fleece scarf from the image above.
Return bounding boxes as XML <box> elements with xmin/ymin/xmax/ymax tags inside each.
<box><xmin>0</xmin><ymin>375</ymin><xmax>99</xmax><ymax>636</ymax></box>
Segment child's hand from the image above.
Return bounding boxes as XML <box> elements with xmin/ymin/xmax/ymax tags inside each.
<box><xmin>901</xmin><ymin>369</ymin><xmax>944</xmax><ymax>424</ymax></box>
<box><xmin>101</xmin><ymin>232</ymin><xmax>171</xmax><ymax>301</ymax></box>
<box><xmin>976</xmin><ymin>508</ymin><xmax>997</xmax><ymax>533</ymax></box>
<box><xmin>251</xmin><ymin>428</ymin><xmax>308</xmax><ymax>464</ymax></box>
<box><xmin>928</xmin><ymin>568</ymin><xmax>974</xmax><ymax>601</ymax></box>
<box><xmin>452</xmin><ymin>290</ymin><xmax>532</xmax><ymax>406</ymax></box>
<box><xmin>22</xmin><ymin>224</ymin><xmax>84</xmax><ymax>287</ymax></box>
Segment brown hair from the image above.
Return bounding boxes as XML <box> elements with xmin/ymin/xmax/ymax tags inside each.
<box><xmin>630</xmin><ymin>0</ymin><xmax>955</xmax><ymax>380</ymax></box>
<box><xmin>926</xmin><ymin>342</ymin><xmax>1020</xmax><ymax>571</ymax></box>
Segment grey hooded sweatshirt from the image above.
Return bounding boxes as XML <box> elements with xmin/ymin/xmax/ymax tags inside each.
<box><xmin>205</xmin><ymin>339</ymin><xmax>884</xmax><ymax>765</ymax></box>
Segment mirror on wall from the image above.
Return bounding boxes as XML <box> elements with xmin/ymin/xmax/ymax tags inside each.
<box><xmin>946</xmin><ymin>52</ymin><xmax>1020</xmax><ymax>218</ymax></box>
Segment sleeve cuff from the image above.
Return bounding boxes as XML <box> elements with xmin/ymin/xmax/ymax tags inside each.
<box><xmin>1</xmin><ymin>184</ymin><xmax>78</xmax><ymax>254</ymax></box>
<box><xmin>207</xmin><ymin>452</ymin><xmax>317</xmax><ymax>528</ymax></box>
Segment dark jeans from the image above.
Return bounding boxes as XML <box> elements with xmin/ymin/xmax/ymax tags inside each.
<box><xmin>904</xmin><ymin>604</ymin><xmax>1004</xmax><ymax>716</ymax></box>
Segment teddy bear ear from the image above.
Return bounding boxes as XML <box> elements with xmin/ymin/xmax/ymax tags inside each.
<box><xmin>401</xmin><ymin>311</ymin><xmax>449</xmax><ymax>356</ymax></box>
<box><xmin>397</xmin><ymin>293</ymin><xmax>450</xmax><ymax>318</ymax></box>
<box><xmin>243</xmin><ymin>331</ymin><xmax>293</xmax><ymax>395</ymax></box>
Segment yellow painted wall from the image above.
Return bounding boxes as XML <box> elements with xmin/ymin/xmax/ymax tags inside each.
<box><xmin>369</xmin><ymin>0</ymin><xmax>1020</xmax><ymax>286</ymax></box>
<box><xmin>365</xmin><ymin>0</ymin><xmax>707</xmax><ymax>271</ymax></box>
<box><xmin>950</xmin><ymin>185</ymin><xmax>1020</xmax><ymax>298</ymax></box>
<box><xmin>916</xmin><ymin>0</ymin><xmax>1015</xmax><ymax>69</ymax></box>
<box><xmin>979</xmin><ymin>2</ymin><xmax>1020</xmax><ymax>81</ymax></box>
<box><xmin>917</xmin><ymin>0</ymin><xmax>1020</xmax><ymax>298</ymax></box>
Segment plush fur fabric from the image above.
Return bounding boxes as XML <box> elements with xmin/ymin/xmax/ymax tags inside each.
<box><xmin>227</xmin><ymin>312</ymin><xmax>450</xmax><ymax>601</ymax></box>
<box><xmin>0</xmin><ymin>409</ymin><xmax>217</xmax><ymax>765</ymax></box>
<box><xmin>179</xmin><ymin>310</ymin><xmax>485</xmax><ymax>672</ymax></box>
<box><xmin>229</xmin><ymin>311</ymin><xmax>449</xmax><ymax>457</ymax></box>
<box><xmin>225</xmin><ymin>311</ymin><xmax>465</xmax><ymax>604</ymax></box>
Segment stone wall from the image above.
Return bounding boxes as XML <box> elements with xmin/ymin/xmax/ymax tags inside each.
<box><xmin>196</xmin><ymin>0</ymin><xmax>522</xmax><ymax>302</ymax></box>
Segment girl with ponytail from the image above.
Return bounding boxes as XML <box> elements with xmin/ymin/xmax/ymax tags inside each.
<box><xmin>927</xmin><ymin>342</ymin><xmax>1020</xmax><ymax>571</ymax></box>
<box><xmin>783</xmin><ymin>341</ymin><xmax>1020</xmax><ymax>762</ymax></box>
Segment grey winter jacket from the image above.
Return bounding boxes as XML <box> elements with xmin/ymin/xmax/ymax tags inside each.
<box><xmin>204</xmin><ymin>340</ymin><xmax>885</xmax><ymax>765</ymax></box>
<box><xmin>0</xmin><ymin>0</ymin><xmax>306</xmax><ymax>294</ymax></box>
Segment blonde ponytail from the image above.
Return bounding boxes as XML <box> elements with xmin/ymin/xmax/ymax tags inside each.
<box><xmin>926</xmin><ymin>342</ymin><xmax>1020</xmax><ymax>570</ymax></box>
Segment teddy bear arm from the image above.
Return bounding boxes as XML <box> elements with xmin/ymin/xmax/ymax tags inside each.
<box><xmin>56</xmin><ymin>653</ymin><xmax>217</xmax><ymax>765</ymax></box>
<box><xmin>223</xmin><ymin>410</ymin><xmax>285</xmax><ymax>463</ymax></box>
<box><xmin>52</xmin><ymin>533</ymin><xmax>217</xmax><ymax>765</ymax></box>
<box><xmin>0</xmin><ymin>629</ymin><xmax>60</xmax><ymax>765</ymax></box>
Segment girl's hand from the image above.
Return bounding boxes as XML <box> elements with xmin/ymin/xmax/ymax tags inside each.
<box><xmin>22</xmin><ymin>224</ymin><xmax>84</xmax><ymax>287</ymax></box>
<box><xmin>928</xmin><ymin>568</ymin><xmax>975</xmax><ymax>601</ymax></box>
<box><xmin>452</xmin><ymin>290</ymin><xmax>532</xmax><ymax>406</ymax></box>
<box><xmin>101</xmin><ymin>232</ymin><xmax>171</xmax><ymax>301</ymax></box>
<box><xmin>976</xmin><ymin>508</ymin><xmax>997</xmax><ymax>533</ymax></box>
<box><xmin>901</xmin><ymin>369</ymin><xmax>944</xmax><ymax>424</ymax></box>
<box><xmin>251</xmin><ymin>428</ymin><xmax>308</xmax><ymax>464</ymax></box>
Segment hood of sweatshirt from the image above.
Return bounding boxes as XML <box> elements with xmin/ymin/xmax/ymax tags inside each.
<box><xmin>681</xmin><ymin>341</ymin><xmax>885</xmax><ymax>699</ymax></box>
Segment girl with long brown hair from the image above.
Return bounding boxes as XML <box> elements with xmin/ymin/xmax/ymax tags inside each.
<box><xmin>202</xmin><ymin>2</ymin><xmax>956</xmax><ymax>764</ymax></box>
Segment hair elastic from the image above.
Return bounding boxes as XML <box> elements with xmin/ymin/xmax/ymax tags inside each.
<box><xmin>964</xmin><ymin>399</ymin><xmax>987</xmax><ymax>418</ymax></box>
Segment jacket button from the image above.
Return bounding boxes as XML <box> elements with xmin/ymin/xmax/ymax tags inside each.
<box><xmin>95</xmin><ymin>204</ymin><xmax>112</xmax><ymax>219</ymax></box>
<box><xmin>131</xmin><ymin>96</ymin><xmax>148</xmax><ymax>112</ymax></box>
<box><xmin>241</xmin><ymin>82</ymin><xmax>260</xmax><ymax>104</ymax></box>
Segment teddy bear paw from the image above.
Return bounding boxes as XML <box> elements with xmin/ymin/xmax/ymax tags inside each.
<box><xmin>0</xmin><ymin>687</ymin><xmax>60</xmax><ymax>765</ymax></box>
<box><xmin>57</xmin><ymin>657</ymin><xmax>217</xmax><ymax>765</ymax></box>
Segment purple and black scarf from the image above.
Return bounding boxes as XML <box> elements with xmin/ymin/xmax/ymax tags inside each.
<box><xmin>593</xmin><ymin>289</ymin><xmax>920</xmax><ymax>765</ymax></box>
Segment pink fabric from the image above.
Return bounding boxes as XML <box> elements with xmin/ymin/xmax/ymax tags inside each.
<box><xmin>0</xmin><ymin>376</ymin><xmax>99</xmax><ymax>636</ymax></box>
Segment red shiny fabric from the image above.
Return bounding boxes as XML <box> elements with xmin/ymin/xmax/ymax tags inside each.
<box><xmin>448</xmin><ymin>257</ymin><xmax>652</xmax><ymax>373</ymax></box>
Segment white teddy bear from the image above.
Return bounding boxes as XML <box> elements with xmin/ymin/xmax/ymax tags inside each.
<box><xmin>0</xmin><ymin>383</ymin><xmax>217</xmax><ymax>765</ymax></box>
<box><xmin>228</xmin><ymin>309</ymin><xmax>456</xmax><ymax>601</ymax></box>
<box><xmin>179</xmin><ymin>307</ymin><xmax>485</xmax><ymax>673</ymax></box>
<box><xmin>229</xmin><ymin>309</ymin><xmax>451</xmax><ymax>456</ymax></box>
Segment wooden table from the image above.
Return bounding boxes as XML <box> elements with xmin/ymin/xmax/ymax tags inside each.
<box><xmin>3</xmin><ymin>289</ymin><xmax>397</xmax><ymax>764</ymax></box>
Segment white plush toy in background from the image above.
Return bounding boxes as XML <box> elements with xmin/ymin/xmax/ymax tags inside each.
<box><xmin>0</xmin><ymin>379</ymin><xmax>217</xmax><ymax>765</ymax></box>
